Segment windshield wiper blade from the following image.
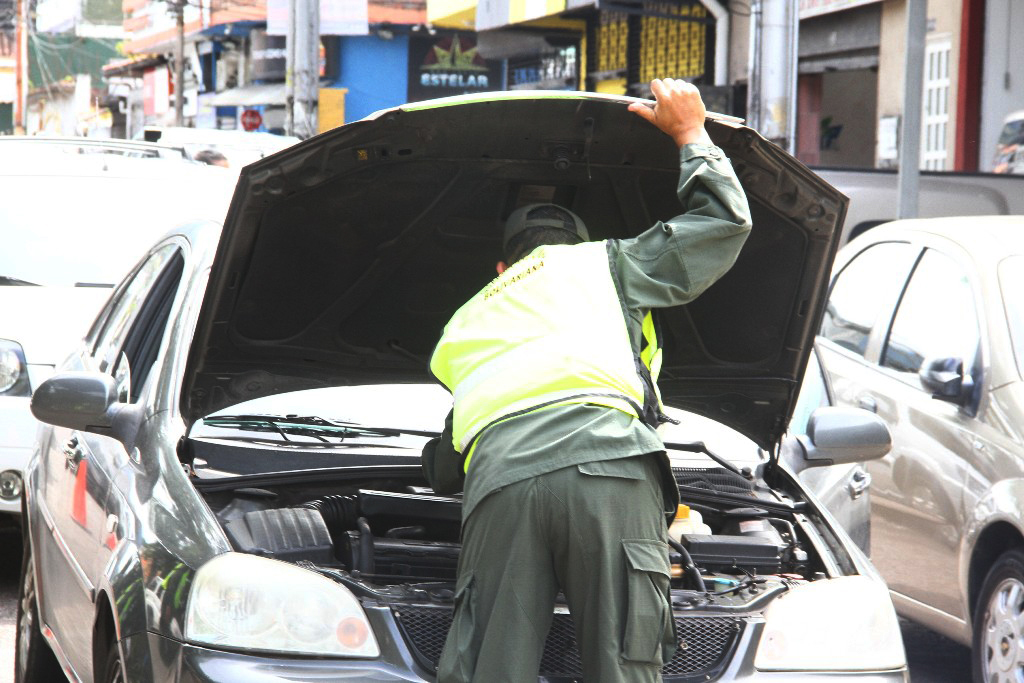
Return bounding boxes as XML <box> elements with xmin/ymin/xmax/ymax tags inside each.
<box><xmin>201</xmin><ymin>414</ymin><xmax>441</xmax><ymax>441</ymax></box>
<box><xmin>0</xmin><ymin>276</ymin><xmax>39</xmax><ymax>286</ymax></box>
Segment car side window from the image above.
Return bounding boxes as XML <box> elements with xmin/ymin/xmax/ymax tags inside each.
<box><xmin>819</xmin><ymin>242</ymin><xmax>918</xmax><ymax>357</ymax></box>
<box><xmin>92</xmin><ymin>245</ymin><xmax>179</xmax><ymax>373</ymax></box>
<box><xmin>881</xmin><ymin>248</ymin><xmax>980</xmax><ymax>380</ymax></box>
<box><xmin>112</xmin><ymin>251</ymin><xmax>185</xmax><ymax>403</ymax></box>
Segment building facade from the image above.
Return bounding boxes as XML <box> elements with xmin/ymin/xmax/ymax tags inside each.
<box><xmin>792</xmin><ymin>0</ymin><xmax>1021</xmax><ymax>172</ymax></box>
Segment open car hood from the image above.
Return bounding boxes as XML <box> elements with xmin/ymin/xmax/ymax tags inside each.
<box><xmin>182</xmin><ymin>92</ymin><xmax>847</xmax><ymax>450</ymax></box>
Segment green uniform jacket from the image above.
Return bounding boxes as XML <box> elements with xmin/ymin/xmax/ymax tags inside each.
<box><xmin>423</xmin><ymin>142</ymin><xmax>752</xmax><ymax>521</ymax></box>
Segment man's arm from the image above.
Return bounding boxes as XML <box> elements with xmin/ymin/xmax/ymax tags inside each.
<box><xmin>616</xmin><ymin>79</ymin><xmax>753</xmax><ymax>310</ymax></box>
<box><xmin>421</xmin><ymin>409</ymin><xmax>465</xmax><ymax>494</ymax></box>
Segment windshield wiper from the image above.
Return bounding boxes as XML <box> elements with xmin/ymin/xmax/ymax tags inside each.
<box><xmin>201</xmin><ymin>414</ymin><xmax>441</xmax><ymax>442</ymax></box>
<box><xmin>663</xmin><ymin>441</ymin><xmax>749</xmax><ymax>478</ymax></box>
<box><xmin>0</xmin><ymin>276</ymin><xmax>39</xmax><ymax>286</ymax></box>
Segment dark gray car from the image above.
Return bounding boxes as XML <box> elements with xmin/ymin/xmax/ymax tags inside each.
<box><xmin>18</xmin><ymin>92</ymin><xmax>906</xmax><ymax>683</ymax></box>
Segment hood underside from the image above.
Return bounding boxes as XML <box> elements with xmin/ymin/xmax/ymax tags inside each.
<box><xmin>183</xmin><ymin>92</ymin><xmax>847</xmax><ymax>449</ymax></box>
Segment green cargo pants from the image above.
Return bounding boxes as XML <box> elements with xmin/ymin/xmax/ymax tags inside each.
<box><xmin>437</xmin><ymin>453</ymin><xmax>676</xmax><ymax>683</ymax></box>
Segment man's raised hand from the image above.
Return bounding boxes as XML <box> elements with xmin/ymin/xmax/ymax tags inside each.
<box><xmin>628</xmin><ymin>78</ymin><xmax>713</xmax><ymax>148</ymax></box>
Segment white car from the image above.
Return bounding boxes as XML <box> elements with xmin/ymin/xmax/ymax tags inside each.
<box><xmin>0</xmin><ymin>140</ymin><xmax>236</xmax><ymax>516</ymax></box>
<box><xmin>993</xmin><ymin>109</ymin><xmax>1024</xmax><ymax>174</ymax></box>
<box><xmin>135</xmin><ymin>126</ymin><xmax>301</xmax><ymax>167</ymax></box>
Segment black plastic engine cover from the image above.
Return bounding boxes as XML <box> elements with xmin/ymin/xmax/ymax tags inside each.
<box><xmin>343</xmin><ymin>532</ymin><xmax>461</xmax><ymax>581</ymax></box>
<box><xmin>224</xmin><ymin>507</ymin><xmax>335</xmax><ymax>564</ymax></box>
<box><xmin>681</xmin><ymin>534</ymin><xmax>782</xmax><ymax>574</ymax></box>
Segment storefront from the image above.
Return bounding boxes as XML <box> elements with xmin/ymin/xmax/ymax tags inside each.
<box><xmin>407</xmin><ymin>32</ymin><xmax>504</xmax><ymax>100</ymax></box>
<box><xmin>470</xmin><ymin>0</ymin><xmax>720</xmax><ymax>104</ymax></box>
<box><xmin>796</xmin><ymin>0</ymin><xmax>882</xmax><ymax>168</ymax></box>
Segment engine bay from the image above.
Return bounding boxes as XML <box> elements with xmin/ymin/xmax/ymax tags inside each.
<box><xmin>198</xmin><ymin>463</ymin><xmax>845</xmax><ymax>613</ymax></box>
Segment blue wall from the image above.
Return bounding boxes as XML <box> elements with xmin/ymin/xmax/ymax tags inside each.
<box><xmin>336</xmin><ymin>34</ymin><xmax>410</xmax><ymax>123</ymax></box>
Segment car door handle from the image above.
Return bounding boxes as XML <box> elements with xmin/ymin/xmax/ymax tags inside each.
<box><xmin>857</xmin><ymin>395</ymin><xmax>877</xmax><ymax>413</ymax></box>
<box><xmin>63</xmin><ymin>437</ymin><xmax>84</xmax><ymax>470</ymax></box>
<box><xmin>848</xmin><ymin>469</ymin><xmax>872</xmax><ymax>499</ymax></box>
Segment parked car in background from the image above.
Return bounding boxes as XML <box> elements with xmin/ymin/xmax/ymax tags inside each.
<box><xmin>0</xmin><ymin>136</ymin><xmax>192</xmax><ymax>160</ymax></box>
<box><xmin>814</xmin><ymin>166</ymin><xmax>1024</xmax><ymax>244</ymax></box>
<box><xmin>993</xmin><ymin>110</ymin><xmax>1024</xmax><ymax>174</ymax></box>
<box><xmin>0</xmin><ymin>139</ymin><xmax>236</xmax><ymax>521</ymax></box>
<box><xmin>816</xmin><ymin>215</ymin><xmax>1024</xmax><ymax>681</ymax></box>
<box><xmin>18</xmin><ymin>92</ymin><xmax>908</xmax><ymax>683</ymax></box>
<box><xmin>135</xmin><ymin>126</ymin><xmax>301</xmax><ymax>167</ymax></box>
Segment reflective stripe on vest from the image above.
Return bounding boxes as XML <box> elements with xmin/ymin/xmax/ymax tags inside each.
<box><xmin>430</xmin><ymin>241</ymin><xmax>663</xmax><ymax>462</ymax></box>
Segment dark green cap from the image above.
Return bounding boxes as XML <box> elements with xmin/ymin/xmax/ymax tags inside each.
<box><xmin>503</xmin><ymin>203</ymin><xmax>589</xmax><ymax>251</ymax></box>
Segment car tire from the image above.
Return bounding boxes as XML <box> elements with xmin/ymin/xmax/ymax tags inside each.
<box><xmin>15</xmin><ymin>533</ymin><xmax>64</xmax><ymax>683</ymax></box>
<box><xmin>973</xmin><ymin>549</ymin><xmax>1024</xmax><ymax>683</ymax></box>
<box><xmin>101</xmin><ymin>639</ymin><xmax>125</xmax><ymax>683</ymax></box>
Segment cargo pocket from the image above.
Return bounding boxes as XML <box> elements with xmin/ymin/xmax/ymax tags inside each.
<box><xmin>621</xmin><ymin>539</ymin><xmax>675</xmax><ymax>666</ymax></box>
<box><xmin>437</xmin><ymin>571</ymin><xmax>478</xmax><ymax>682</ymax></box>
<box><xmin>577</xmin><ymin>456</ymin><xmax>648</xmax><ymax>480</ymax></box>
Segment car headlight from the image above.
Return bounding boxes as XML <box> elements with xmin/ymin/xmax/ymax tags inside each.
<box><xmin>754</xmin><ymin>575</ymin><xmax>905</xmax><ymax>671</ymax></box>
<box><xmin>0</xmin><ymin>340</ymin><xmax>30</xmax><ymax>396</ymax></box>
<box><xmin>184</xmin><ymin>552</ymin><xmax>380</xmax><ymax>657</ymax></box>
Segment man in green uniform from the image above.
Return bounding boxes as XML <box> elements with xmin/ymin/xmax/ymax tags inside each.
<box><xmin>427</xmin><ymin>78</ymin><xmax>752</xmax><ymax>683</ymax></box>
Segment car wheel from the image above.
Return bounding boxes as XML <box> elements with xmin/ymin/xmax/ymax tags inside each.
<box><xmin>974</xmin><ymin>549</ymin><xmax>1024</xmax><ymax>683</ymax></box>
<box><xmin>101</xmin><ymin>640</ymin><xmax>125</xmax><ymax>683</ymax></box>
<box><xmin>15</xmin><ymin>537</ymin><xmax>64</xmax><ymax>683</ymax></box>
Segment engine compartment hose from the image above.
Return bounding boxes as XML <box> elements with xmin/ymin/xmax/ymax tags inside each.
<box><xmin>357</xmin><ymin>517</ymin><xmax>375</xmax><ymax>575</ymax></box>
<box><xmin>667</xmin><ymin>536</ymin><xmax>707</xmax><ymax>592</ymax></box>
<box><xmin>299</xmin><ymin>495</ymin><xmax>359</xmax><ymax>531</ymax></box>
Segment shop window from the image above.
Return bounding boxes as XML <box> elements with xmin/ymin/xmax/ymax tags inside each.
<box><xmin>596</xmin><ymin>12</ymin><xmax>628</xmax><ymax>74</ymax></box>
<box><xmin>508</xmin><ymin>46</ymin><xmax>578</xmax><ymax>90</ymax></box>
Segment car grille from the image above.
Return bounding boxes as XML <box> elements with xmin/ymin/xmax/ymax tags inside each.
<box><xmin>392</xmin><ymin>605</ymin><xmax>742</xmax><ymax>679</ymax></box>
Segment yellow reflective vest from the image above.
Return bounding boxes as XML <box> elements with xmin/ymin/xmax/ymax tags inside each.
<box><xmin>430</xmin><ymin>242</ymin><xmax>665</xmax><ymax>465</ymax></box>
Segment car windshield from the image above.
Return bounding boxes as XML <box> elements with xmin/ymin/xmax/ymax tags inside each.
<box><xmin>999</xmin><ymin>255</ymin><xmax>1024</xmax><ymax>378</ymax></box>
<box><xmin>998</xmin><ymin>118</ymin><xmax>1024</xmax><ymax>147</ymax></box>
<box><xmin>0</xmin><ymin>163</ymin><xmax>233</xmax><ymax>287</ymax></box>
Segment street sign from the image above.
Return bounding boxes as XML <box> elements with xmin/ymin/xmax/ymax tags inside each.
<box><xmin>241</xmin><ymin>109</ymin><xmax>262</xmax><ymax>131</ymax></box>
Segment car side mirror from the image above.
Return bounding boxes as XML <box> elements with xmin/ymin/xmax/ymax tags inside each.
<box><xmin>919</xmin><ymin>356</ymin><xmax>973</xmax><ymax>405</ymax></box>
<box><xmin>31</xmin><ymin>371</ymin><xmax>145</xmax><ymax>449</ymax></box>
<box><xmin>795</xmin><ymin>406</ymin><xmax>891</xmax><ymax>471</ymax></box>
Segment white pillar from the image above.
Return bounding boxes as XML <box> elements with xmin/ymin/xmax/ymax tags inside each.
<box><xmin>748</xmin><ymin>0</ymin><xmax>798</xmax><ymax>149</ymax></box>
<box><xmin>698</xmin><ymin>0</ymin><xmax>730</xmax><ymax>86</ymax></box>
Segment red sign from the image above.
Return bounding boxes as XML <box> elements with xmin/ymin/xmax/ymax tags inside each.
<box><xmin>241</xmin><ymin>109</ymin><xmax>263</xmax><ymax>131</ymax></box>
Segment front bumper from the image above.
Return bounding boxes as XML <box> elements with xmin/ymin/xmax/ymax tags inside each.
<box><xmin>0</xmin><ymin>395</ymin><xmax>36</xmax><ymax>515</ymax></box>
<box><xmin>122</xmin><ymin>609</ymin><xmax>908</xmax><ymax>683</ymax></box>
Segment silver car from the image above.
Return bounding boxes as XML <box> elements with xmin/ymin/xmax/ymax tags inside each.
<box><xmin>19</xmin><ymin>92</ymin><xmax>907</xmax><ymax>683</ymax></box>
<box><xmin>817</xmin><ymin>216</ymin><xmax>1024</xmax><ymax>681</ymax></box>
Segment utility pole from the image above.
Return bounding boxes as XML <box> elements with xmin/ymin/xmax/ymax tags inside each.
<box><xmin>15</xmin><ymin>0</ymin><xmax>27</xmax><ymax>130</ymax></box>
<box><xmin>746</xmin><ymin>0</ymin><xmax>798</xmax><ymax>152</ymax></box>
<box><xmin>286</xmin><ymin>0</ymin><xmax>318</xmax><ymax>137</ymax></box>
<box><xmin>897</xmin><ymin>0</ymin><xmax>927</xmax><ymax>219</ymax></box>
<box><xmin>285</xmin><ymin>0</ymin><xmax>295</xmax><ymax>136</ymax></box>
<box><xmin>174</xmin><ymin>0</ymin><xmax>185</xmax><ymax>125</ymax></box>
<box><xmin>747</xmin><ymin>0</ymin><xmax>762</xmax><ymax>133</ymax></box>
